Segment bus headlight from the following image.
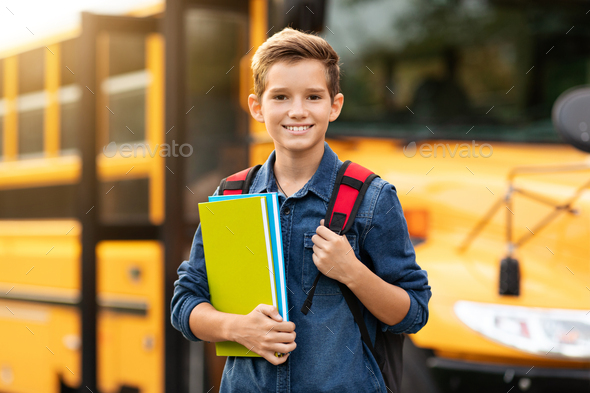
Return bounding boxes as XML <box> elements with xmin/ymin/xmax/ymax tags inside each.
<box><xmin>454</xmin><ymin>301</ymin><xmax>590</xmax><ymax>359</ymax></box>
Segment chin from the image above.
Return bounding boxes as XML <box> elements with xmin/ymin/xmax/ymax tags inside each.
<box><xmin>281</xmin><ymin>137</ymin><xmax>324</xmax><ymax>152</ymax></box>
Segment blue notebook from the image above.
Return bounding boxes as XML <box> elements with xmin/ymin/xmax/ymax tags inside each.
<box><xmin>209</xmin><ymin>192</ymin><xmax>289</xmax><ymax>321</ymax></box>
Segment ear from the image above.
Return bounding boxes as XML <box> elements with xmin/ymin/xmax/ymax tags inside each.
<box><xmin>329</xmin><ymin>93</ymin><xmax>344</xmax><ymax>122</ymax></box>
<box><xmin>248</xmin><ymin>94</ymin><xmax>265</xmax><ymax>123</ymax></box>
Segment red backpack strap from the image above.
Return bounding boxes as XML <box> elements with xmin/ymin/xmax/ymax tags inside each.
<box><xmin>301</xmin><ymin>160</ymin><xmax>380</xmax><ymax>316</ymax></box>
<box><xmin>324</xmin><ymin>160</ymin><xmax>380</xmax><ymax>235</ymax></box>
<box><xmin>218</xmin><ymin>165</ymin><xmax>262</xmax><ymax>195</ymax></box>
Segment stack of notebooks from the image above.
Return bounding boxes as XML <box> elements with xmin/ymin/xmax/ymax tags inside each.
<box><xmin>198</xmin><ymin>192</ymin><xmax>288</xmax><ymax>357</ymax></box>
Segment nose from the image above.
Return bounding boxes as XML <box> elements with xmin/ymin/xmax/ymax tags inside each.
<box><xmin>288</xmin><ymin>97</ymin><xmax>308</xmax><ymax>119</ymax></box>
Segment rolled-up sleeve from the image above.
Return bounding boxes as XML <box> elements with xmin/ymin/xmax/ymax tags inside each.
<box><xmin>170</xmin><ymin>188</ymin><xmax>219</xmax><ymax>341</ymax></box>
<box><xmin>360</xmin><ymin>181</ymin><xmax>431</xmax><ymax>334</ymax></box>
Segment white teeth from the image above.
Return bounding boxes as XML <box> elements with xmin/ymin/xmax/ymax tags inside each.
<box><xmin>286</xmin><ymin>125</ymin><xmax>311</xmax><ymax>131</ymax></box>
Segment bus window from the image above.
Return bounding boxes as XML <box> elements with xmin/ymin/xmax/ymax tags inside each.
<box><xmin>313</xmin><ymin>0</ymin><xmax>590</xmax><ymax>142</ymax></box>
<box><xmin>60</xmin><ymin>39</ymin><xmax>80</xmax><ymax>154</ymax></box>
<box><xmin>100</xmin><ymin>178</ymin><xmax>150</xmax><ymax>224</ymax></box>
<box><xmin>96</xmin><ymin>30</ymin><xmax>159</xmax><ymax>225</ymax></box>
<box><xmin>18</xmin><ymin>48</ymin><xmax>45</xmax><ymax>157</ymax></box>
<box><xmin>0</xmin><ymin>184</ymin><xmax>77</xmax><ymax>218</ymax></box>
<box><xmin>183</xmin><ymin>9</ymin><xmax>249</xmax><ymax>223</ymax></box>
<box><xmin>104</xmin><ymin>33</ymin><xmax>147</xmax><ymax>144</ymax></box>
<box><xmin>0</xmin><ymin>99</ymin><xmax>4</xmax><ymax>161</ymax></box>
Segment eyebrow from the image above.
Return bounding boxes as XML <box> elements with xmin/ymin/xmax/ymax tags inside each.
<box><xmin>267</xmin><ymin>87</ymin><xmax>327</xmax><ymax>94</ymax></box>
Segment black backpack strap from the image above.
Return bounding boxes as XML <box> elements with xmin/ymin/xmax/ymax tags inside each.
<box><xmin>338</xmin><ymin>281</ymin><xmax>376</xmax><ymax>356</ymax></box>
<box><xmin>218</xmin><ymin>165</ymin><xmax>262</xmax><ymax>195</ymax></box>
<box><xmin>301</xmin><ymin>160</ymin><xmax>380</xmax><ymax>316</ymax></box>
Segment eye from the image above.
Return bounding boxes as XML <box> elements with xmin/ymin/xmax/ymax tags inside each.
<box><xmin>308</xmin><ymin>95</ymin><xmax>322</xmax><ymax>100</ymax></box>
<box><xmin>274</xmin><ymin>95</ymin><xmax>287</xmax><ymax>100</ymax></box>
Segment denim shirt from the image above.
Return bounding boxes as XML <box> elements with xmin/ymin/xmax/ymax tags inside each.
<box><xmin>171</xmin><ymin>141</ymin><xmax>431</xmax><ymax>393</ymax></box>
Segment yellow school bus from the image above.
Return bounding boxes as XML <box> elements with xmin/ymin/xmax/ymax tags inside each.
<box><xmin>0</xmin><ymin>5</ymin><xmax>167</xmax><ymax>393</ymax></box>
<box><xmin>0</xmin><ymin>1</ymin><xmax>588</xmax><ymax>392</ymax></box>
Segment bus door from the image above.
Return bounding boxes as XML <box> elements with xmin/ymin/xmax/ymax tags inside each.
<box><xmin>77</xmin><ymin>13</ymin><xmax>164</xmax><ymax>393</ymax></box>
<box><xmin>179</xmin><ymin>1</ymin><xmax>251</xmax><ymax>391</ymax></box>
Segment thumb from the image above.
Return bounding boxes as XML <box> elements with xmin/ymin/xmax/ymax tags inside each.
<box><xmin>258</xmin><ymin>304</ymin><xmax>283</xmax><ymax>322</ymax></box>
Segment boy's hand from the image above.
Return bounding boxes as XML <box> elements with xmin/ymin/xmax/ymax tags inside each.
<box><xmin>312</xmin><ymin>219</ymin><xmax>362</xmax><ymax>286</ymax></box>
<box><xmin>234</xmin><ymin>304</ymin><xmax>296</xmax><ymax>365</ymax></box>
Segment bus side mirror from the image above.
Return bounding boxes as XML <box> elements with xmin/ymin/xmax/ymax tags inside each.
<box><xmin>552</xmin><ymin>85</ymin><xmax>590</xmax><ymax>153</ymax></box>
<box><xmin>283</xmin><ymin>0</ymin><xmax>326</xmax><ymax>33</ymax></box>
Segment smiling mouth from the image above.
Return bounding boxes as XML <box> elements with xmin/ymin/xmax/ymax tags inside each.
<box><xmin>283</xmin><ymin>125</ymin><xmax>314</xmax><ymax>132</ymax></box>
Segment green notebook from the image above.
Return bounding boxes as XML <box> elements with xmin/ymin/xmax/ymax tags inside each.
<box><xmin>198</xmin><ymin>196</ymin><xmax>277</xmax><ymax>357</ymax></box>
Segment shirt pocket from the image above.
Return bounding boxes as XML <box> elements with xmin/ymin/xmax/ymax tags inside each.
<box><xmin>302</xmin><ymin>231</ymin><xmax>358</xmax><ymax>296</ymax></box>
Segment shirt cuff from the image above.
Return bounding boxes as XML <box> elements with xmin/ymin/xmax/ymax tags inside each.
<box><xmin>179</xmin><ymin>295</ymin><xmax>211</xmax><ymax>342</ymax></box>
<box><xmin>381</xmin><ymin>291</ymin><xmax>419</xmax><ymax>334</ymax></box>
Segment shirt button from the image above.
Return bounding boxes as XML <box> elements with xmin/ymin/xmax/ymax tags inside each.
<box><xmin>284</xmin><ymin>207</ymin><xmax>290</xmax><ymax>215</ymax></box>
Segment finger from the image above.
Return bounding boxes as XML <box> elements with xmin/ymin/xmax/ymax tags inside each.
<box><xmin>320</xmin><ymin>219</ymin><xmax>325</xmax><ymax>226</ymax></box>
<box><xmin>312</xmin><ymin>244</ymin><xmax>326</xmax><ymax>258</ymax></box>
<box><xmin>312</xmin><ymin>251</ymin><xmax>320</xmax><ymax>267</ymax></box>
<box><xmin>257</xmin><ymin>304</ymin><xmax>283</xmax><ymax>321</ymax></box>
<box><xmin>312</xmin><ymin>252</ymin><xmax>329</xmax><ymax>273</ymax></box>
<box><xmin>316</xmin><ymin>224</ymin><xmax>337</xmax><ymax>240</ymax></box>
<box><xmin>311</xmin><ymin>234</ymin><xmax>328</xmax><ymax>248</ymax></box>
<box><xmin>271</xmin><ymin>331</ymin><xmax>296</xmax><ymax>343</ymax></box>
<box><xmin>274</xmin><ymin>321</ymin><xmax>296</xmax><ymax>332</ymax></box>
<box><xmin>272</xmin><ymin>341</ymin><xmax>297</xmax><ymax>354</ymax></box>
<box><xmin>269</xmin><ymin>312</ymin><xmax>283</xmax><ymax>322</ymax></box>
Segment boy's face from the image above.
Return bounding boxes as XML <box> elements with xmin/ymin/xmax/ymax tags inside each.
<box><xmin>248</xmin><ymin>59</ymin><xmax>344</xmax><ymax>154</ymax></box>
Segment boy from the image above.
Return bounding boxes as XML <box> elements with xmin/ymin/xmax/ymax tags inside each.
<box><xmin>171</xmin><ymin>28</ymin><xmax>431</xmax><ymax>392</ymax></box>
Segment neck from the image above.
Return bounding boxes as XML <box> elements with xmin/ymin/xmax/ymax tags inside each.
<box><xmin>273</xmin><ymin>142</ymin><xmax>325</xmax><ymax>188</ymax></box>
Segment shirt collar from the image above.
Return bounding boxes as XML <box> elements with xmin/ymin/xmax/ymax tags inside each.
<box><xmin>251</xmin><ymin>141</ymin><xmax>339</xmax><ymax>203</ymax></box>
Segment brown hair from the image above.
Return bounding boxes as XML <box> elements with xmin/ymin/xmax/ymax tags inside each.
<box><xmin>251</xmin><ymin>27</ymin><xmax>340</xmax><ymax>102</ymax></box>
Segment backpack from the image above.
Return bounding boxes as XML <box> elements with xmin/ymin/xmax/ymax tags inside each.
<box><xmin>218</xmin><ymin>160</ymin><xmax>405</xmax><ymax>393</ymax></box>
